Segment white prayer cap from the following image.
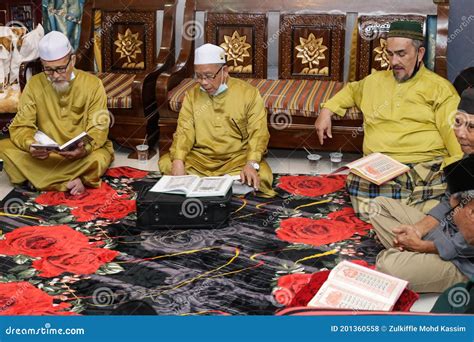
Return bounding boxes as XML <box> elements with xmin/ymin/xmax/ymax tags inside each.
<box><xmin>38</xmin><ymin>31</ymin><xmax>72</xmax><ymax>61</ymax></box>
<box><xmin>194</xmin><ymin>43</ymin><xmax>226</xmax><ymax>65</ymax></box>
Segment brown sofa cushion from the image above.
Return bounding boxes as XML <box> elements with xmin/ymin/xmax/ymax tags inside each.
<box><xmin>168</xmin><ymin>78</ymin><xmax>362</xmax><ymax>120</ymax></box>
<box><xmin>97</xmin><ymin>72</ymin><xmax>136</xmax><ymax>109</ymax></box>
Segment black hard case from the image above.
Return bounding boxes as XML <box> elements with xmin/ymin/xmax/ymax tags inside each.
<box><xmin>136</xmin><ymin>185</ymin><xmax>232</xmax><ymax>229</ymax></box>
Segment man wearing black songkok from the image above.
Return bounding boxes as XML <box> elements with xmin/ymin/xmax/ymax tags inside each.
<box><xmin>369</xmin><ymin>89</ymin><xmax>474</xmax><ymax>293</ymax></box>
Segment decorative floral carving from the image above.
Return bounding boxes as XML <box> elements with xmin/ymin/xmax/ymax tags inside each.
<box><xmin>295</xmin><ymin>33</ymin><xmax>328</xmax><ymax>75</ymax></box>
<box><xmin>220</xmin><ymin>31</ymin><xmax>252</xmax><ymax>73</ymax></box>
<box><xmin>373</xmin><ymin>38</ymin><xmax>391</xmax><ymax>70</ymax></box>
<box><xmin>114</xmin><ymin>28</ymin><xmax>144</xmax><ymax>69</ymax></box>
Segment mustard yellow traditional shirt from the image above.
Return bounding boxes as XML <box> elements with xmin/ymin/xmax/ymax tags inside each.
<box><xmin>9</xmin><ymin>68</ymin><xmax>113</xmax><ymax>155</ymax></box>
<box><xmin>0</xmin><ymin>69</ymin><xmax>113</xmax><ymax>191</ymax></box>
<box><xmin>323</xmin><ymin>65</ymin><xmax>463</xmax><ymax>166</ymax></box>
<box><xmin>170</xmin><ymin>77</ymin><xmax>269</xmax><ymax>163</ymax></box>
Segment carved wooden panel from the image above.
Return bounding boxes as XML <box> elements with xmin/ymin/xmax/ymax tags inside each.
<box><xmin>102</xmin><ymin>10</ymin><xmax>156</xmax><ymax>73</ymax></box>
<box><xmin>356</xmin><ymin>15</ymin><xmax>425</xmax><ymax>80</ymax></box>
<box><xmin>279</xmin><ymin>14</ymin><xmax>345</xmax><ymax>81</ymax></box>
<box><xmin>206</xmin><ymin>13</ymin><xmax>267</xmax><ymax>79</ymax></box>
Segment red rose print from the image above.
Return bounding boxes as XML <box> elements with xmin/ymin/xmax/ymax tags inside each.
<box><xmin>287</xmin><ymin>267</ymin><xmax>418</xmax><ymax>312</ymax></box>
<box><xmin>277</xmin><ymin>217</ymin><xmax>358</xmax><ymax>246</ymax></box>
<box><xmin>327</xmin><ymin>207</ymin><xmax>372</xmax><ymax>234</ymax></box>
<box><xmin>0</xmin><ymin>281</ymin><xmax>76</xmax><ymax>315</ymax></box>
<box><xmin>33</xmin><ymin>247</ymin><xmax>119</xmax><ymax>277</ymax></box>
<box><xmin>71</xmin><ymin>199</ymin><xmax>136</xmax><ymax>222</ymax></box>
<box><xmin>277</xmin><ymin>273</ymin><xmax>313</xmax><ymax>294</ymax></box>
<box><xmin>277</xmin><ymin>175</ymin><xmax>347</xmax><ymax>197</ymax></box>
<box><xmin>273</xmin><ymin>287</ymin><xmax>294</xmax><ymax>306</ymax></box>
<box><xmin>105</xmin><ymin>166</ymin><xmax>148</xmax><ymax>179</ymax></box>
<box><xmin>35</xmin><ymin>182</ymin><xmax>120</xmax><ymax>207</ymax></box>
<box><xmin>273</xmin><ymin>274</ymin><xmax>312</xmax><ymax>306</ymax></box>
<box><xmin>0</xmin><ymin>225</ymin><xmax>90</xmax><ymax>257</ymax></box>
<box><xmin>288</xmin><ymin>270</ymin><xmax>330</xmax><ymax>307</ymax></box>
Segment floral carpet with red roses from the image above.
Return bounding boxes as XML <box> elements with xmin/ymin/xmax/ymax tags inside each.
<box><xmin>0</xmin><ymin>168</ymin><xmax>416</xmax><ymax>316</ymax></box>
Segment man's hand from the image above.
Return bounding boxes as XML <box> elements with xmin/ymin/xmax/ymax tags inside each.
<box><xmin>393</xmin><ymin>225</ymin><xmax>431</xmax><ymax>252</ymax></box>
<box><xmin>240</xmin><ymin>163</ymin><xmax>260</xmax><ymax>191</ymax></box>
<box><xmin>413</xmin><ymin>215</ymin><xmax>439</xmax><ymax>237</ymax></box>
<box><xmin>171</xmin><ymin>159</ymin><xmax>186</xmax><ymax>176</ymax></box>
<box><xmin>314</xmin><ymin>108</ymin><xmax>334</xmax><ymax>146</ymax></box>
<box><xmin>57</xmin><ymin>142</ymin><xmax>87</xmax><ymax>160</ymax></box>
<box><xmin>29</xmin><ymin>145</ymin><xmax>50</xmax><ymax>160</ymax></box>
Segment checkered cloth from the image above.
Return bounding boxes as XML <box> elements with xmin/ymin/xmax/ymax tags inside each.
<box><xmin>346</xmin><ymin>158</ymin><xmax>447</xmax><ymax>218</ymax></box>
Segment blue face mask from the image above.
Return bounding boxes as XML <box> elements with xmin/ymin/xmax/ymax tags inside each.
<box><xmin>199</xmin><ymin>71</ymin><xmax>228</xmax><ymax>96</ymax></box>
<box><xmin>213</xmin><ymin>82</ymin><xmax>228</xmax><ymax>96</ymax></box>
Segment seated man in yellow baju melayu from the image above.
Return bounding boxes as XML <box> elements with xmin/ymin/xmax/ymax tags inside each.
<box><xmin>159</xmin><ymin>44</ymin><xmax>276</xmax><ymax>197</ymax></box>
<box><xmin>314</xmin><ymin>21</ymin><xmax>463</xmax><ymax>219</ymax></box>
<box><xmin>0</xmin><ymin>31</ymin><xmax>114</xmax><ymax>195</ymax></box>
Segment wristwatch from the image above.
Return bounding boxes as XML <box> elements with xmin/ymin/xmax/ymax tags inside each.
<box><xmin>248</xmin><ymin>161</ymin><xmax>260</xmax><ymax>171</ymax></box>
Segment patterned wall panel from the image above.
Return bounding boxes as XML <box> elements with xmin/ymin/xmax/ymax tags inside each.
<box><xmin>102</xmin><ymin>10</ymin><xmax>156</xmax><ymax>73</ymax></box>
<box><xmin>279</xmin><ymin>14</ymin><xmax>346</xmax><ymax>81</ymax></box>
<box><xmin>356</xmin><ymin>15</ymin><xmax>425</xmax><ymax>80</ymax></box>
<box><xmin>206</xmin><ymin>13</ymin><xmax>267</xmax><ymax>79</ymax></box>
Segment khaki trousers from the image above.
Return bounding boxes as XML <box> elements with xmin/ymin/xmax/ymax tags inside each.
<box><xmin>370</xmin><ymin>197</ymin><xmax>468</xmax><ymax>293</ymax></box>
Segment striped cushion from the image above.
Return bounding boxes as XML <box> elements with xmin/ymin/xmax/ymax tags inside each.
<box><xmin>97</xmin><ymin>73</ymin><xmax>136</xmax><ymax>109</ymax></box>
<box><xmin>168</xmin><ymin>78</ymin><xmax>362</xmax><ymax>120</ymax></box>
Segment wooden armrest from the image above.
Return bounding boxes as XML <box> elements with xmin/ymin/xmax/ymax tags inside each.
<box><xmin>19</xmin><ymin>59</ymin><xmax>42</xmax><ymax>91</ymax></box>
<box><xmin>156</xmin><ymin>0</ymin><xmax>195</xmax><ymax>107</ymax></box>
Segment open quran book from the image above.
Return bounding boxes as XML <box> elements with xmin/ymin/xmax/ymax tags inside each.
<box><xmin>149</xmin><ymin>175</ymin><xmax>233</xmax><ymax>197</ymax></box>
<box><xmin>31</xmin><ymin>131</ymin><xmax>93</xmax><ymax>152</ymax></box>
<box><xmin>308</xmin><ymin>261</ymin><xmax>408</xmax><ymax>311</ymax></box>
<box><xmin>333</xmin><ymin>152</ymin><xmax>409</xmax><ymax>185</ymax></box>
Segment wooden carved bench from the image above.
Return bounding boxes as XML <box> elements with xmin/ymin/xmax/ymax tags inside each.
<box><xmin>159</xmin><ymin>0</ymin><xmax>450</xmax><ymax>154</ymax></box>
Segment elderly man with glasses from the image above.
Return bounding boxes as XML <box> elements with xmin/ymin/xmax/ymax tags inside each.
<box><xmin>0</xmin><ymin>31</ymin><xmax>114</xmax><ymax>195</ymax></box>
<box><xmin>159</xmin><ymin>43</ymin><xmax>276</xmax><ymax>197</ymax></box>
<box><xmin>368</xmin><ymin>88</ymin><xmax>474</xmax><ymax>293</ymax></box>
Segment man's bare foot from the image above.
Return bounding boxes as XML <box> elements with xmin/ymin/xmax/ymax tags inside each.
<box><xmin>67</xmin><ymin>178</ymin><xmax>85</xmax><ymax>195</ymax></box>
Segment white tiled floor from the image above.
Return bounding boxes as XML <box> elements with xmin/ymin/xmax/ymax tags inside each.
<box><xmin>0</xmin><ymin>144</ymin><xmax>439</xmax><ymax>312</ymax></box>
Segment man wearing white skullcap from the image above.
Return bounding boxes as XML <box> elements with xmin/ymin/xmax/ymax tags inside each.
<box><xmin>159</xmin><ymin>43</ymin><xmax>275</xmax><ymax>196</ymax></box>
<box><xmin>0</xmin><ymin>31</ymin><xmax>114</xmax><ymax>195</ymax></box>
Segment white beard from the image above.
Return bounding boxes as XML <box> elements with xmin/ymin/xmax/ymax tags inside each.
<box><xmin>50</xmin><ymin>80</ymin><xmax>70</xmax><ymax>94</ymax></box>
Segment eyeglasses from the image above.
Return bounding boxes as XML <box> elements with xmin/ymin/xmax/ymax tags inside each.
<box><xmin>444</xmin><ymin>193</ymin><xmax>466</xmax><ymax>224</ymax></box>
<box><xmin>194</xmin><ymin>65</ymin><xmax>224</xmax><ymax>81</ymax></box>
<box><xmin>43</xmin><ymin>55</ymin><xmax>72</xmax><ymax>75</ymax></box>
